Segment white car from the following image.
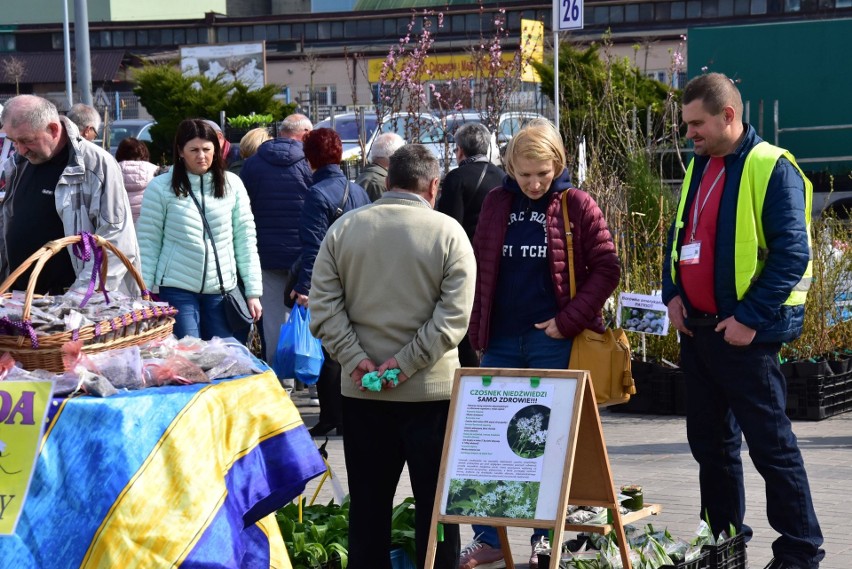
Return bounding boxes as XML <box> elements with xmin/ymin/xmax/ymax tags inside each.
<box><xmin>316</xmin><ymin>111</ymin><xmax>448</xmax><ymax>168</ymax></box>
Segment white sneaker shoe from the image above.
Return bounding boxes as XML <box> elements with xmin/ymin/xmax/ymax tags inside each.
<box><xmin>529</xmin><ymin>536</ymin><xmax>550</xmax><ymax>569</ymax></box>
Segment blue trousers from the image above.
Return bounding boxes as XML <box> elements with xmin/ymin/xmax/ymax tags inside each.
<box><xmin>158</xmin><ymin>286</ymin><xmax>239</xmax><ymax>341</ymax></box>
<box><xmin>472</xmin><ymin>328</ymin><xmax>572</xmax><ymax>548</ymax></box>
<box><xmin>681</xmin><ymin>326</ymin><xmax>824</xmax><ymax>567</ymax></box>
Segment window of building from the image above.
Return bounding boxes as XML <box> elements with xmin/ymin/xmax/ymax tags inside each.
<box><xmin>174</xmin><ymin>29</ymin><xmax>186</xmax><ymax>45</ymax></box>
<box><xmin>719</xmin><ymin>0</ymin><xmax>735</xmax><ymax>15</ymax></box>
<box><xmin>594</xmin><ymin>6</ymin><xmax>609</xmax><ymax>23</ymax></box>
<box><xmin>52</xmin><ymin>32</ymin><xmax>63</xmax><ymax>50</ymax></box>
<box><xmin>305</xmin><ymin>22</ymin><xmax>318</xmax><ymax>41</ymax></box>
<box><xmin>317</xmin><ymin>21</ymin><xmax>330</xmax><ymax>40</ymax></box>
<box><xmin>162</xmin><ymin>29</ymin><xmax>173</xmax><ymax>45</ymax></box>
<box><xmin>640</xmin><ymin>2</ymin><xmax>655</xmax><ymax>19</ymax></box>
<box><xmin>241</xmin><ymin>26</ymin><xmax>253</xmax><ymax>41</ymax></box>
<box><xmin>266</xmin><ymin>25</ymin><xmax>279</xmax><ymax>41</ymax></box>
<box><xmin>125</xmin><ymin>30</ymin><xmax>136</xmax><ymax>47</ymax></box>
<box><xmin>279</xmin><ymin>24</ymin><xmax>291</xmax><ymax>40</ymax></box>
<box><xmin>672</xmin><ymin>1</ymin><xmax>687</xmax><ymax>18</ymax></box>
<box><xmin>357</xmin><ymin>19</ymin><xmax>371</xmax><ymax>37</ymax></box>
<box><xmin>148</xmin><ymin>29</ymin><xmax>161</xmax><ymax>46</ymax></box>
<box><xmin>217</xmin><ymin>28</ymin><xmax>228</xmax><ymax>43</ymax></box>
<box><xmin>507</xmin><ymin>10</ymin><xmax>521</xmax><ymax>30</ymax></box>
<box><xmin>656</xmin><ymin>2</ymin><xmax>672</xmax><ymax>19</ymax></box>
<box><xmin>703</xmin><ymin>0</ymin><xmax>719</xmax><ymax>17</ymax></box>
<box><xmin>687</xmin><ymin>0</ymin><xmax>703</xmax><ymax>16</ymax></box>
<box><xmin>291</xmin><ymin>23</ymin><xmax>304</xmax><ymax>40</ymax></box>
<box><xmin>465</xmin><ymin>13</ymin><xmax>480</xmax><ymax>33</ymax></box>
<box><xmin>229</xmin><ymin>27</ymin><xmax>240</xmax><ymax>42</ymax></box>
<box><xmin>838</xmin><ymin>0</ymin><xmax>852</xmax><ymax>7</ymax></box>
<box><xmin>734</xmin><ymin>0</ymin><xmax>752</xmax><ymax>13</ymax></box>
<box><xmin>99</xmin><ymin>30</ymin><xmax>112</xmax><ymax>48</ymax></box>
<box><xmin>332</xmin><ymin>21</ymin><xmax>343</xmax><ymax>38</ymax></box>
<box><xmin>186</xmin><ymin>28</ymin><xmax>198</xmax><ymax>44</ymax></box>
<box><xmin>785</xmin><ymin>0</ymin><xmax>801</xmax><ymax>9</ymax></box>
<box><xmin>344</xmin><ymin>20</ymin><xmax>356</xmax><ymax>38</ymax></box>
<box><xmin>626</xmin><ymin>4</ymin><xmax>641</xmax><ymax>21</ymax></box>
<box><xmin>610</xmin><ymin>4</ymin><xmax>625</xmax><ymax>22</ymax></box>
<box><xmin>300</xmin><ymin>84</ymin><xmax>337</xmax><ymax>106</ymax></box>
<box><xmin>137</xmin><ymin>30</ymin><xmax>148</xmax><ymax>46</ymax></box>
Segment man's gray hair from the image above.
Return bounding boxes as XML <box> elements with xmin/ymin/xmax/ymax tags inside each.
<box><xmin>368</xmin><ymin>132</ymin><xmax>405</xmax><ymax>162</ymax></box>
<box><xmin>454</xmin><ymin>122</ymin><xmax>492</xmax><ymax>158</ymax></box>
<box><xmin>67</xmin><ymin>103</ymin><xmax>102</xmax><ymax>133</ymax></box>
<box><xmin>279</xmin><ymin>114</ymin><xmax>313</xmax><ymax>137</ymax></box>
<box><xmin>387</xmin><ymin>144</ymin><xmax>439</xmax><ymax>193</ymax></box>
<box><xmin>1</xmin><ymin>94</ymin><xmax>60</xmax><ymax>131</ymax></box>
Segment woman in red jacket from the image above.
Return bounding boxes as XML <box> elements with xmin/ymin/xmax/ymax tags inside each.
<box><xmin>460</xmin><ymin>119</ymin><xmax>621</xmax><ymax>569</ymax></box>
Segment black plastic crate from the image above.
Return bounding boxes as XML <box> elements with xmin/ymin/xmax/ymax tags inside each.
<box><xmin>610</xmin><ymin>361</ymin><xmax>677</xmax><ymax>415</ymax></box>
<box><xmin>702</xmin><ymin>533</ymin><xmax>746</xmax><ymax>569</ymax></box>
<box><xmin>660</xmin><ymin>549</ymin><xmax>709</xmax><ymax>569</ymax></box>
<box><xmin>785</xmin><ymin>370</ymin><xmax>852</xmax><ymax>420</ymax></box>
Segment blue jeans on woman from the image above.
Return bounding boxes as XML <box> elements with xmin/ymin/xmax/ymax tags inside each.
<box><xmin>158</xmin><ymin>286</ymin><xmax>236</xmax><ymax>341</ymax></box>
<box><xmin>472</xmin><ymin>327</ymin><xmax>573</xmax><ymax>548</ymax></box>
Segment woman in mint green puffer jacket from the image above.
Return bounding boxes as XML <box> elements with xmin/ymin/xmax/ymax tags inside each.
<box><xmin>137</xmin><ymin>119</ymin><xmax>263</xmax><ymax>342</ymax></box>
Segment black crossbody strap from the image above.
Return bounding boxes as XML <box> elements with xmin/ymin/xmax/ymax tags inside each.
<box><xmin>333</xmin><ymin>180</ymin><xmax>350</xmax><ymax>220</ymax></box>
<box><xmin>186</xmin><ymin>185</ymin><xmax>227</xmax><ymax>296</ymax></box>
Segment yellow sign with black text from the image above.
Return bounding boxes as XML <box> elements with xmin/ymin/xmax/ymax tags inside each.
<box><xmin>0</xmin><ymin>380</ymin><xmax>54</xmax><ymax>535</ymax></box>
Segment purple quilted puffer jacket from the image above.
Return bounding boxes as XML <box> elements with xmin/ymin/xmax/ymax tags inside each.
<box><xmin>470</xmin><ymin>186</ymin><xmax>620</xmax><ymax>351</ymax></box>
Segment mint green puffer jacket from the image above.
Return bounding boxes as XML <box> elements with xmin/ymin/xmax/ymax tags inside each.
<box><xmin>137</xmin><ymin>169</ymin><xmax>262</xmax><ymax>298</ymax></box>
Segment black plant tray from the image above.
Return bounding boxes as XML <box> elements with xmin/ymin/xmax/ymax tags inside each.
<box><xmin>785</xmin><ymin>369</ymin><xmax>852</xmax><ymax>420</ymax></box>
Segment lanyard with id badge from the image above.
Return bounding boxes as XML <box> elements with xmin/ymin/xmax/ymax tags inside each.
<box><xmin>681</xmin><ymin>163</ymin><xmax>725</xmax><ymax>267</ymax></box>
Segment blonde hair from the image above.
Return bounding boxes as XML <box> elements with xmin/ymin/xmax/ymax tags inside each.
<box><xmin>503</xmin><ymin>118</ymin><xmax>566</xmax><ymax>180</ymax></box>
<box><xmin>239</xmin><ymin>127</ymin><xmax>273</xmax><ymax>159</ymax></box>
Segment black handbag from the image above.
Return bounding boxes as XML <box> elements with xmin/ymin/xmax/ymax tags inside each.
<box><xmin>187</xmin><ymin>189</ymin><xmax>254</xmax><ymax>331</ymax></box>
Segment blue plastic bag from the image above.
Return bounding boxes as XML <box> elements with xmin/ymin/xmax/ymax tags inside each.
<box><xmin>273</xmin><ymin>305</ymin><xmax>324</xmax><ymax>385</ymax></box>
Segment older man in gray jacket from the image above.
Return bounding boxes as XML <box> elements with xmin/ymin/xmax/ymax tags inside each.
<box><xmin>0</xmin><ymin>95</ymin><xmax>140</xmax><ymax>295</ymax></box>
<box><xmin>310</xmin><ymin>144</ymin><xmax>475</xmax><ymax>569</ymax></box>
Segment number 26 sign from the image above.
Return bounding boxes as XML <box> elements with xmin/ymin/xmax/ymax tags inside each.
<box><xmin>554</xmin><ymin>0</ymin><xmax>584</xmax><ymax>31</ymax></box>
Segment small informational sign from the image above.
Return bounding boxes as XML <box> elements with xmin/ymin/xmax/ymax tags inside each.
<box><xmin>442</xmin><ymin>375</ymin><xmax>574</xmax><ymax>520</ymax></box>
<box><xmin>618</xmin><ymin>292</ymin><xmax>670</xmax><ymax>336</ymax></box>
<box><xmin>554</xmin><ymin>0</ymin><xmax>584</xmax><ymax>31</ymax></box>
<box><xmin>0</xmin><ymin>380</ymin><xmax>54</xmax><ymax>535</ymax></box>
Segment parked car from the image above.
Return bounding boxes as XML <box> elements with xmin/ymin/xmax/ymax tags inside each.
<box><xmin>95</xmin><ymin>119</ymin><xmax>156</xmax><ymax>156</ymax></box>
<box><xmin>316</xmin><ymin>111</ymin><xmax>447</xmax><ymax>169</ymax></box>
<box><xmin>497</xmin><ymin>111</ymin><xmax>547</xmax><ymax>146</ymax></box>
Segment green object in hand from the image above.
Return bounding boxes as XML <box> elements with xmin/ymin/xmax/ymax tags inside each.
<box><xmin>361</xmin><ymin>368</ymin><xmax>401</xmax><ymax>391</ymax></box>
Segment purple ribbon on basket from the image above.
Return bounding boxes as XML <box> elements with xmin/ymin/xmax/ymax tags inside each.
<box><xmin>0</xmin><ymin>316</ymin><xmax>39</xmax><ymax>349</ymax></box>
<box><xmin>72</xmin><ymin>231</ymin><xmax>110</xmax><ymax>308</ymax></box>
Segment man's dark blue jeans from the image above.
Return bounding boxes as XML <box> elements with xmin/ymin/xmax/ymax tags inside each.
<box><xmin>681</xmin><ymin>326</ymin><xmax>824</xmax><ymax>568</ymax></box>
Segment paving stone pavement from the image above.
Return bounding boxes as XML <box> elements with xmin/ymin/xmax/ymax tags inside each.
<box><xmin>291</xmin><ymin>391</ymin><xmax>851</xmax><ymax>568</ymax></box>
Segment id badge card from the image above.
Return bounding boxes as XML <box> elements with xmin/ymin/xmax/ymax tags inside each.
<box><xmin>680</xmin><ymin>241</ymin><xmax>701</xmax><ymax>265</ymax></box>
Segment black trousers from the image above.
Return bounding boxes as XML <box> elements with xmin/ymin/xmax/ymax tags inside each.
<box><xmin>342</xmin><ymin>396</ymin><xmax>459</xmax><ymax>569</ymax></box>
<box><xmin>316</xmin><ymin>348</ymin><xmax>342</xmax><ymax>427</ymax></box>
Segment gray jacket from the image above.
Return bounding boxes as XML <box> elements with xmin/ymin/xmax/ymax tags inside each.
<box><xmin>0</xmin><ymin>117</ymin><xmax>141</xmax><ymax>294</ymax></box>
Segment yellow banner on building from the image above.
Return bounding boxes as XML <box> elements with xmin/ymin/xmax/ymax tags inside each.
<box><xmin>0</xmin><ymin>380</ymin><xmax>54</xmax><ymax>535</ymax></box>
<box><xmin>521</xmin><ymin>19</ymin><xmax>544</xmax><ymax>83</ymax></box>
<box><xmin>368</xmin><ymin>52</ymin><xmax>520</xmax><ymax>83</ymax></box>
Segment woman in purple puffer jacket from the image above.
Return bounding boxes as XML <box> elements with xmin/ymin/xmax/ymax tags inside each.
<box><xmin>116</xmin><ymin>137</ymin><xmax>159</xmax><ymax>224</ymax></box>
<box><xmin>461</xmin><ymin>119</ymin><xmax>621</xmax><ymax>569</ymax></box>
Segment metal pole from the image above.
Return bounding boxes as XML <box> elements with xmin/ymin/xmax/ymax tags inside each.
<box><xmin>553</xmin><ymin>31</ymin><xmax>560</xmax><ymax>134</ymax></box>
<box><xmin>773</xmin><ymin>100</ymin><xmax>779</xmax><ymax>145</ymax></box>
<box><xmin>63</xmin><ymin>0</ymin><xmax>73</xmax><ymax>108</ymax></box>
<box><xmin>73</xmin><ymin>0</ymin><xmax>93</xmax><ymax>105</ymax></box>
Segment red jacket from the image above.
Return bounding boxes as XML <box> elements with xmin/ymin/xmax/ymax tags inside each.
<box><xmin>470</xmin><ymin>187</ymin><xmax>620</xmax><ymax>351</ymax></box>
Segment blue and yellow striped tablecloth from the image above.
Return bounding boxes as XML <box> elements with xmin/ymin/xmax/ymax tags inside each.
<box><xmin>0</xmin><ymin>369</ymin><xmax>326</xmax><ymax>568</ymax></box>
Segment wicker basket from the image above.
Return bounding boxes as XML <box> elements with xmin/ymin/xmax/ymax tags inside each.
<box><xmin>0</xmin><ymin>233</ymin><xmax>175</xmax><ymax>372</ymax></box>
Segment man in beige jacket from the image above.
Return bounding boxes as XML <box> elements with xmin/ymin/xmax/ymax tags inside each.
<box><xmin>310</xmin><ymin>144</ymin><xmax>476</xmax><ymax>569</ymax></box>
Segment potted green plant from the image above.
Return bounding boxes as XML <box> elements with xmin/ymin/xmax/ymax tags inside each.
<box><xmin>390</xmin><ymin>497</ymin><xmax>417</xmax><ymax>569</ymax></box>
<box><xmin>276</xmin><ymin>498</ymin><xmax>350</xmax><ymax>569</ymax></box>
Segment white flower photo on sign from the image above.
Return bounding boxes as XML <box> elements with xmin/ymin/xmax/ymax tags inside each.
<box><xmin>617</xmin><ymin>292</ymin><xmax>669</xmax><ymax>336</ymax></box>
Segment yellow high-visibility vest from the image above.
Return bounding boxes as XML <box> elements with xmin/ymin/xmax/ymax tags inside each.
<box><xmin>670</xmin><ymin>141</ymin><xmax>812</xmax><ymax>305</ymax></box>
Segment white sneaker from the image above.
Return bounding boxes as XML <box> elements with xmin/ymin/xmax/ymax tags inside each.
<box><xmin>529</xmin><ymin>536</ymin><xmax>550</xmax><ymax>569</ymax></box>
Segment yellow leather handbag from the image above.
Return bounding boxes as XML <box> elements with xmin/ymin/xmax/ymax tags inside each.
<box><xmin>562</xmin><ymin>190</ymin><xmax>636</xmax><ymax>406</ymax></box>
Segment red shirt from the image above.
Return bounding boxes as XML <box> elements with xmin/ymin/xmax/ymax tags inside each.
<box><xmin>680</xmin><ymin>157</ymin><xmax>726</xmax><ymax>314</ymax></box>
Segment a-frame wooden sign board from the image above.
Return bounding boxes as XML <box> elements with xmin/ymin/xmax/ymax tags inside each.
<box><xmin>424</xmin><ymin>368</ymin><xmax>631</xmax><ymax>569</ymax></box>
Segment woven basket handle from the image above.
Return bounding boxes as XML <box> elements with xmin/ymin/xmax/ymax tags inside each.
<box><xmin>0</xmin><ymin>234</ymin><xmax>149</xmax><ymax>321</ymax></box>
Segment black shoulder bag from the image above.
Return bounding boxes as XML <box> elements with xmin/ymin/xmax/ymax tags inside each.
<box><xmin>186</xmin><ymin>188</ymin><xmax>254</xmax><ymax>331</ymax></box>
